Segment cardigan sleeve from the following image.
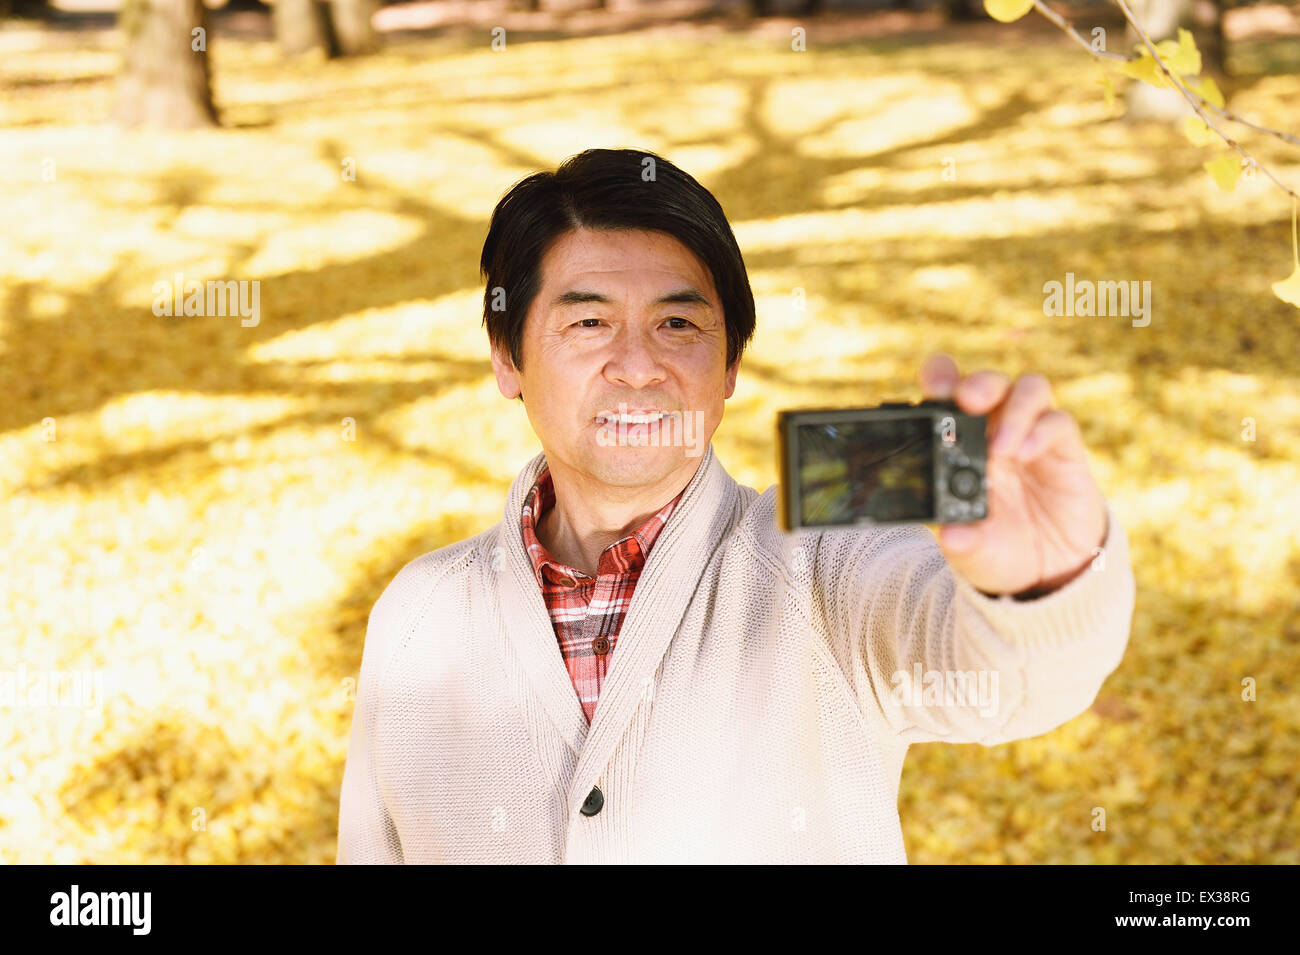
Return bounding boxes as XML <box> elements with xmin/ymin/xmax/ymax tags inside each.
<box><xmin>336</xmin><ymin>565</ymin><xmax>414</xmax><ymax>865</ymax></box>
<box><xmin>812</xmin><ymin>498</ymin><xmax>1136</xmax><ymax>746</ymax></box>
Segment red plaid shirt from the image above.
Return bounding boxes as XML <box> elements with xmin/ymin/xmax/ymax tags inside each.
<box><xmin>520</xmin><ymin>467</ymin><xmax>683</xmax><ymax>724</ymax></box>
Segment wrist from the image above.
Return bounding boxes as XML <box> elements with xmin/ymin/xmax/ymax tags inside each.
<box><xmin>979</xmin><ymin>508</ymin><xmax>1109</xmax><ymax>602</ymax></box>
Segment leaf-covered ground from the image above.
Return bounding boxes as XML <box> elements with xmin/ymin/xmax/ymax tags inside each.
<box><xmin>1</xmin><ymin>10</ymin><xmax>1297</xmax><ymax>863</ymax></box>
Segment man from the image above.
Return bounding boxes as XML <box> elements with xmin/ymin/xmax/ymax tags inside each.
<box><xmin>336</xmin><ymin>148</ymin><xmax>1135</xmax><ymax>864</ymax></box>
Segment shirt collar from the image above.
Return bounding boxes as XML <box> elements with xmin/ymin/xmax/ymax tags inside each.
<box><xmin>520</xmin><ymin>466</ymin><xmax>683</xmax><ymax>589</ymax></box>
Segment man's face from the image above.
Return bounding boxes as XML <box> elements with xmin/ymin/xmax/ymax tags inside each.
<box><xmin>491</xmin><ymin>227</ymin><xmax>739</xmax><ymax>490</ymax></box>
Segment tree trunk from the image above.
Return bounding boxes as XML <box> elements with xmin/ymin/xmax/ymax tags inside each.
<box><xmin>1191</xmin><ymin>0</ymin><xmax>1228</xmax><ymax>77</ymax></box>
<box><xmin>1</xmin><ymin>0</ymin><xmax>50</xmax><ymax>17</ymax></box>
<box><xmin>274</xmin><ymin>0</ymin><xmax>334</xmax><ymax>58</ymax></box>
<box><xmin>328</xmin><ymin>0</ymin><xmax>380</xmax><ymax>56</ymax></box>
<box><xmin>116</xmin><ymin>0</ymin><xmax>218</xmax><ymax>129</ymax></box>
<box><xmin>1124</xmin><ymin>0</ymin><xmax>1195</xmax><ymax>121</ymax></box>
<box><xmin>942</xmin><ymin>0</ymin><xmax>981</xmax><ymax>20</ymax></box>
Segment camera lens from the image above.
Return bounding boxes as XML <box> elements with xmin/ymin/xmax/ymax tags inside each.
<box><xmin>948</xmin><ymin>466</ymin><xmax>980</xmax><ymax>500</ymax></box>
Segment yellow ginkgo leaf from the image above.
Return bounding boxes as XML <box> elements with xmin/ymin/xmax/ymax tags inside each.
<box><xmin>1204</xmin><ymin>154</ymin><xmax>1242</xmax><ymax>191</ymax></box>
<box><xmin>1165</xmin><ymin>28</ymin><xmax>1202</xmax><ymax>76</ymax></box>
<box><xmin>1181</xmin><ymin>115</ymin><xmax>1216</xmax><ymax>147</ymax></box>
<box><xmin>1275</xmin><ymin>268</ymin><xmax>1300</xmax><ymax>307</ymax></box>
<box><xmin>1118</xmin><ymin>52</ymin><xmax>1167</xmax><ymax>88</ymax></box>
<box><xmin>984</xmin><ymin>0</ymin><xmax>1035</xmax><ymax>22</ymax></box>
<box><xmin>1273</xmin><ymin>199</ymin><xmax>1300</xmax><ymax>308</ymax></box>
<box><xmin>1099</xmin><ymin>70</ymin><xmax>1115</xmax><ymax>111</ymax></box>
<box><xmin>1153</xmin><ymin>38</ymin><xmax>1180</xmax><ymax>62</ymax></box>
<box><xmin>1191</xmin><ymin>75</ymin><xmax>1225</xmax><ymax>109</ymax></box>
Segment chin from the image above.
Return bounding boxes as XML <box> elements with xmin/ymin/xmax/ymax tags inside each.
<box><xmin>586</xmin><ymin>445</ymin><xmax>686</xmax><ymax>487</ymax></box>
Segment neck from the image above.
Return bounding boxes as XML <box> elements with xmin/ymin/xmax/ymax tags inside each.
<box><xmin>537</xmin><ymin>456</ymin><xmax>702</xmax><ymax>577</ymax></box>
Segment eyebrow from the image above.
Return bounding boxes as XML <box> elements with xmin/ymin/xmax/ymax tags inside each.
<box><xmin>550</xmin><ymin>287</ymin><xmax>714</xmax><ymax>309</ymax></box>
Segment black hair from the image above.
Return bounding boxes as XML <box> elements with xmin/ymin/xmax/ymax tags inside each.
<box><xmin>479</xmin><ymin>147</ymin><xmax>756</xmax><ymax>385</ymax></box>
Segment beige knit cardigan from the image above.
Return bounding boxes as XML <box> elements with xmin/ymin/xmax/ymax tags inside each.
<box><xmin>337</xmin><ymin>442</ymin><xmax>1135</xmax><ymax>863</ymax></box>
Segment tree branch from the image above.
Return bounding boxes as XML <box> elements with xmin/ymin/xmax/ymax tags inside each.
<box><xmin>1030</xmin><ymin>0</ymin><xmax>1299</xmax><ymax>201</ymax></box>
<box><xmin>1030</xmin><ymin>0</ymin><xmax>1129</xmax><ymax>60</ymax></box>
<box><xmin>1184</xmin><ymin>90</ymin><xmax>1300</xmax><ymax>149</ymax></box>
<box><xmin>1111</xmin><ymin>0</ymin><xmax>1298</xmax><ymax>200</ymax></box>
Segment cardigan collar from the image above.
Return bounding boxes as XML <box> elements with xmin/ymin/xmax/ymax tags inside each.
<box><xmin>519</xmin><ymin>465</ymin><xmax>683</xmax><ymax>589</ymax></box>
<box><xmin>495</xmin><ymin>441</ymin><xmax>742</xmax><ymax>809</ymax></box>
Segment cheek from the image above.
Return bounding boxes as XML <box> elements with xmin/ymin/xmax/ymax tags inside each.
<box><xmin>691</xmin><ymin>353</ymin><xmax>730</xmax><ymax>398</ymax></box>
<box><xmin>532</xmin><ymin>356</ymin><xmax>593</xmax><ymax>423</ymax></box>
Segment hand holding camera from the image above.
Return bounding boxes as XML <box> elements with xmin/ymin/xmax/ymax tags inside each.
<box><xmin>778</xmin><ymin>353</ymin><xmax>1108</xmax><ymax>598</ymax></box>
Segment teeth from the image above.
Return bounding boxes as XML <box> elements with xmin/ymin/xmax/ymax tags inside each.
<box><xmin>599</xmin><ymin>413</ymin><xmax>667</xmax><ymax>424</ymax></box>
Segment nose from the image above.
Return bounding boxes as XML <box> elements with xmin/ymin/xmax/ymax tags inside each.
<box><xmin>604</xmin><ymin>325</ymin><xmax>667</xmax><ymax>390</ymax></box>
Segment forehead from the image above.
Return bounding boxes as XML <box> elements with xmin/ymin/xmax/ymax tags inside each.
<box><xmin>537</xmin><ymin>228</ymin><xmax>717</xmax><ymax>297</ymax></box>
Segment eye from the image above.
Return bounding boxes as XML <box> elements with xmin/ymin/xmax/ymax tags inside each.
<box><xmin>664</xmin><ymin>317</ymin><xmax>695</xmax><ymax>329</ymax></box>
<box><xmin>575</xmin><ymin>318</ymin><xmax>603</xmax><ymax>328</ymax></box>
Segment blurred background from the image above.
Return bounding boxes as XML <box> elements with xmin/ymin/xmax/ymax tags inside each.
<box><xmin>1</xmin><ymin>0</ymin><xmax>1297</xmax><ymax>863</ymax></box>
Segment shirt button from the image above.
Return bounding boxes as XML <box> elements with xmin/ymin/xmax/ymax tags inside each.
<box><xmin>580</xmin><ymin>786</ymin><xmax>604</xmax><ymax>816</ymax></box>
<box><xmin>557</xmin><ymin>575</ymin><xmax>576</xmax><ymax>587</ymax></box>
<box><xmin>592</xmin><ymin>636</ymin><xmax>610</xmax><ymax>656</ymax></box>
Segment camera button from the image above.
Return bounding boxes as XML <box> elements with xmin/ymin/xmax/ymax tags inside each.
<box><xmin>948</xmin><ymin>467</ymin><xmax>981</xmax><ymax>500</ymax></box>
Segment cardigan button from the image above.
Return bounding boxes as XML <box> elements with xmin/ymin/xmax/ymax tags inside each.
<box><xmin>579</xmin><ymin>786</ymin><xmax>604</xmax><ymax>816</ymax></box>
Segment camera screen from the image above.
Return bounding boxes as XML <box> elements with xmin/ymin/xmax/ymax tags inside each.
<box><xmin>796</xmin><ymin>416</ymin><xmax>934</xmax><ymax>525</ymax></box>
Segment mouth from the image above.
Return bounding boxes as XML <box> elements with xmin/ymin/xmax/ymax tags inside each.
<box><xmin>595</xmin><ymin>411</ymin><xmax>671</xmax><ymax>425</ymax></box>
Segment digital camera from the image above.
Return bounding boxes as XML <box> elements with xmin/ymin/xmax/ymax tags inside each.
<box><xmin>776</xmin><ymin>398</ymin><xmax>988</xmax><ymax>532</ymax></box>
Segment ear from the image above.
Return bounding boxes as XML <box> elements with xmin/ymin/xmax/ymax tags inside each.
<box><xmin>723</xmin><ymin>356</ymin><xmax>740</xmax><ymax>400</ymax></box>
<box><xmin>490</xmin><ymin>343</ymin><xmax>522</xmax><ymax>401</ymax></box>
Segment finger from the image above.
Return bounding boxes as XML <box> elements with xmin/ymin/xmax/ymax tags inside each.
<box><xmin>1014</xmin><ymin>408</ymin><xmax>1081</xmax><ymax>463</ymax></box>
<box><xmin>938</xmin><ymin>521</ymin><xmax>983</xmax><ymax>555</ymax></box>
<box><xmin>919</xmin><ymin>353</ymin><xmax>960</xmax><ymax>399</ymax></box>
<box><xmin>988</xmin><ymin>373</ymin><xmax>1054</xmax><ymax>458</ymax></box>
<box><xmin>953</xmin><ymin>369</ymin><xmax>1012</xmax><ymax>416</ymax></box>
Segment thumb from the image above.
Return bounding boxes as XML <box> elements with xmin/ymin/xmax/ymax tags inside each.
<box><xmin>935</xmin><ymin>519</ymin><xmax>982</xmax><ymax>571</ymax></box>
<box><xmin>938</xmin><ymin>522</ymin><xmax>982</xmax><ymax>554</ymax></box>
